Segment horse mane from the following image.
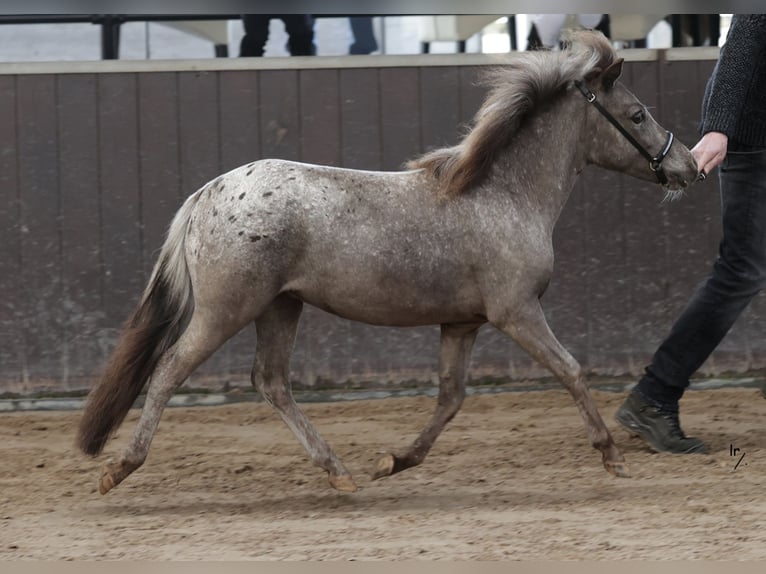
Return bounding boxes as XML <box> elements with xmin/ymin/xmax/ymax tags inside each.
<box><xmin>407</xmin><ymin>30</ymin><xmax>618</xmax><ymax>197</ymax></box>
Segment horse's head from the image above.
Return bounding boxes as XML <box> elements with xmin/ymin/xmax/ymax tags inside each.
<box><xmin>578</xmin><ymin>58</ymin><xmax>699</xmax><ymax>193</ymax></box>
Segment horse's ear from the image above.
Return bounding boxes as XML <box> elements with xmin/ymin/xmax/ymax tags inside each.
<box><xmin>601</xmin><ymin>58</ymin><xmax>624</xmax><ymax>89</ymax></box>
<box><xmin>584</xmin><ymin>58</ymin><xmax>624</xmax><ymax>92</ymax></box>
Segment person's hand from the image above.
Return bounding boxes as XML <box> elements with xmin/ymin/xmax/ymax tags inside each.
<box><xmin>691</xmin><ymin>131</ymin><xmax>728</xmax><ymax>178</ymax></box>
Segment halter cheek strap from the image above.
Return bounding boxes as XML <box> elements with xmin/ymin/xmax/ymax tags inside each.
<box><xmin>573</xmin><ymin>80</ymin><xmax>674</xmax><ymax>185</ymax></box>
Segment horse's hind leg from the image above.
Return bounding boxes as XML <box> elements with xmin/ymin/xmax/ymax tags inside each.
<box><xmin>252</xmin><ymin>295</ymin><xmax>357</xmax><ymax>493</ymax></box>
<box><xmin>99</xmin><ymin>307</ymin><xmax>250</xmax><ymax>495</ymax></box>
<box><xmin>372</xmin><ymin>323</ymin><xmax>480</xmax><ymax>480</ymax></box>
<box><xmin>491</xmin><ymin>299</ymin><xmax>629</xmax><ymax>478</ymax></box>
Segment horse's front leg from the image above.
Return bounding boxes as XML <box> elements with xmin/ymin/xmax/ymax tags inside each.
<box><xmin>490</xmin><ymin>298</ymin><xmax>629</xmax><ymax>478</ymax></box>
<box><xmin>372</xmin><ymin>322</ymin><xmax>480</xmax><ymax>480</ymax></box>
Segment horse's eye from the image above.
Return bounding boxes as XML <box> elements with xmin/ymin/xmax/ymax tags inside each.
<box><xmin>632</xmin><ymin>110</ymin><xmax>645</xmax><ymax>124</ymax></box>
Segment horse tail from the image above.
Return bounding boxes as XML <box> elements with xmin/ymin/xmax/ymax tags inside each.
<box><xmin>77</xmin><ymin>191</ymin><xmax>202</xmax><ymax>456</ymax></box>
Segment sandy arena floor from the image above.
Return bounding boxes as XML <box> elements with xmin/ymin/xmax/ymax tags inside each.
<box><xmin>1</xmin><ymin>387</ymin><xmax>765</xmax><ymax>560</ymax></box>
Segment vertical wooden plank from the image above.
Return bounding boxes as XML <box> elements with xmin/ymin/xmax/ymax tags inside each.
<box><xmin>458</xmin><ymin>65</ymin><xmax>486</xmax><ymax>128</ymax></box>
<box><xmin>618</xmin><ymin>61</ymin><xmax>674</xmax><ymax>370</ymax></box>
<box><xmin>660</xmin><ymin>59</ymin><xmax>730</xmax><ymax>373</ymax></box>
<box><xmin>16</xmin><ymin>75</ymin><xmax>61</xmax><ymax>388</ymax></box>
<box><xmin>0</xmin><ymin>76</ymin><xmax>22</xmax><ymax>389</ymax></box>
<box><xmin>340</xmin><ymin>68</ymin><xmax>381</xmax><ymax>170</ymax></box>
<box><xmin>217</xmin><ymin>70</ymin><xmax>261</xmax><ymax>385</ymax></box>
<box><xmin>338</xmin><ymin>67</ymin><xmax>384</xmax><ymax>383</ymax></box>
<box><xmin>420</xmin><ymin>66</ymin><xmax>461</xmax><ymax>151</ymax></box>
<box><xmin>178</xmin><ymin>70</ymin><xmax>228</xmax><ymax>380</ymax></box>
<box><xmin>546</xmin><ymin>180</ymin><xmax>588</xmax><ymax>367</ymax></box>
<box><xmin>138</xmin><ymin>72</ymin><xmax>181</xmax><ymax>278</ymax></box>
<box><xmin>219</xmin><ymin>70</ymin><xmax>261</xmax><ymax>171</ymax></box>
<box><xmin>380</xmin><ymin>67</ymin><xmax>420</xmax><ymax>171</ymax></box>
<box><xmin>299</xmin><ymin>68</ymin><xmax>341</xmax><ymax>167</ymax></box>
<box><xmin>299</xmin><ymin>68</ymin><xmax>348</xmax><ymax>379</ymax></box>
<box><xmin>58</xmin><ymin>74</ymin><xmax>103</xmax><ymax>388</ymax></box>
<box><xmin>98</xmin><ymin>73</ymin><xmax>143</xmax><ymax>330</ymax></box>
<box><xmin>580</xmin><ymin>167</ymin><xmax>627</xmax><ymax>374</ymax></box>
<box><xmin>259</xmin><ymin>70</ymin><xmax>300</xmax><ymax>161</ymax></box>
<box><xmin>178</xmin><ymin>70</ymin><xmax>221</xmax><ymax>194</ymax></box>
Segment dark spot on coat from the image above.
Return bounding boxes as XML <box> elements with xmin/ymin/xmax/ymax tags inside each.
<box><xmin>249</xmin><ymin>234</ymin><xmax>262</xmax><ymax>242</ymax></box>
<box><xmin>246</xmin><ymin>169</ymin><xmax>254</xmax><ymax>176</ymax></box>
<box><xmin>263</xmin><ymin>192</ymin><xmax>273</xmax><ymax>198</ymax></box>
<box><xmin>239</xmin><ymin>192</ymin><xmax>246</xmax><ymax>200</ymax></box>
<box><xmin>212</xmin><ymin>209</ymin><xmax>218</xmax><ymax>216</ymax></box>
<box><xmin>228</xmin><ymin>215</ymin><xmax>237</xmax><ymax>222</ymax></box>
<box><xmin>238</xmin><ymin>230</ymin><xmax>244</xmax><ymax>236</ymax></box>
<box><xmin>287</xmin><ymin>176</ymin><xmax>296</xmax><ymax>181</ymax></box>
<box><xmin>247</xmin><ymin>212</ymin><xmax>253</xmax><ymax>217</ymax></box>
<box><xmin>220</xmin><ymin>184</ymin><xmax>226</xmax><ymax>191</ymax></box>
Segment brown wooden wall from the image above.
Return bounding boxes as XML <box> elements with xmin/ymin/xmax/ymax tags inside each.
<box><xmin>1</xmin><ymin>54</ymin><xmax>762</xmax><ymax>395</ymax></box>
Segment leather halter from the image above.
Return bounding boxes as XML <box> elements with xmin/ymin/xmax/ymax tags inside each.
<box><xmin>574</xmin><ymin>79</ymin><xmax>674</xmax><ymax>185</ymax></box>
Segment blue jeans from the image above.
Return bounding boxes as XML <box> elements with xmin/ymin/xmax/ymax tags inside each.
<box><xmin>644</xmin><ymin>142</ymin><xmax>766</xmax><ymax>391</ymax></box>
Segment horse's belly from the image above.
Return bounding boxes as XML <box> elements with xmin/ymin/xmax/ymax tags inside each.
<box><xmin>286</xmin><ymin>284</ymin><xmax>486</xmax><ymax>327</ymax></box>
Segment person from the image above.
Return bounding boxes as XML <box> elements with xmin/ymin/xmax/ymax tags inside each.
<box><xmin>348</xmin><ymin>16</ymin><xmax>378</xmax><ymax>54</ymax></box>
<box><xmin>526</xmin><ymin>14</ymin><xmax>608</xmax><ymax>50</ymax></box>
<box><xmin>616</xmin><ymin>14</ymin><xmax>766</xmax><ymax>453</ymax></box>
<box><xmin>239</xmin><ymin>14</ymin><xmax>316</xmax><ymax>57</ymax></box>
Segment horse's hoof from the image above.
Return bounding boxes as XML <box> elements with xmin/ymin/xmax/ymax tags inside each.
<box><xmin>98</xmin><ymin>467</ymin><xmax>117</xmax><ymax>495</ymax></box>
<box><xmin>371</xmin><ymin>453</ymin><xmax>396</xmax><ymax>480</ymax></box>
<box><xmin>604</xmin><ymin>460</ymin><xmax>630</xmax><ymax>478</ymax></box>
<box><xmin>328</xmin><ymin>474</ymin><xmax>358</xmax><ymax>493</ymax></box>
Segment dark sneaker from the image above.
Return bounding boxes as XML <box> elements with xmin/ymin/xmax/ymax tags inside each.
<box><xmin>616</xmin><ymin>391</ymin><xmax>707</xmax><ymax>454</ymax></box>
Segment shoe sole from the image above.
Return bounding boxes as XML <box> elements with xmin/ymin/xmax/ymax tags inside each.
<box><xmin>615</xmin><ymin>408</ymin><xmax>707</xmax><ymax>454</ymax></box>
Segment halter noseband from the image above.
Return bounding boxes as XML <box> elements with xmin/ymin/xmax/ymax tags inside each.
<box><xmin>573</xmin><ymin>79</ymin><xmax>674</xmax><ymax>185</ymax></box>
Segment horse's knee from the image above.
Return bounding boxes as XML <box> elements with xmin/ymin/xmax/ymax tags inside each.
<box><xmin>558</xmin><ymin>360</ymin><xmax>582</xmax><ymax>388</ymax></box>
<box><xmin>254</xmin><ymin>374</ymin><xmax>291</xmax><ymax>409</ymax></box>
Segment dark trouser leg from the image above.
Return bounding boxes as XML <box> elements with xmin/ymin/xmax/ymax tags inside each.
<box><xmin>640</xmin><ymin>143</ymin><xmax>766</xmax><ymax>401</ymax></box>
<box><xmin>349</xmin><ymin>17</ymin><xmax>378</xmax><ymax>54</ymax></box>
<box><xmin>240</xmin><ymin>14</ymin><xmax>271</xmax><ymax>57</ymax></box>
<box><xmin>281</xmin><ymin>15</ymin><xmax>316</xmax><ymax>55</ymax></box>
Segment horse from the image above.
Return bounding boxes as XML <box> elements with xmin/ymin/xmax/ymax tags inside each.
<box><xmin>77</xmin><ymin>31</ymin><xmax>699</xmax><ymax>495</ymax></box>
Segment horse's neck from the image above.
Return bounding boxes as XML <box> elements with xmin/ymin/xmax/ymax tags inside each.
<box><xmin>489</xmin><ymin>96</ymin><xmax>586</xmax><ymax>226</ymax></box>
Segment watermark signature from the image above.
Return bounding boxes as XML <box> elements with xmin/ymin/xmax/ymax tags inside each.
<box><xmin>730</xmin><ymin>443</ymin><xmax>747</xmax><ymax>470</ymax></box>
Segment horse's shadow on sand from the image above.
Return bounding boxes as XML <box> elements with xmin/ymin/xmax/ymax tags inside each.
<box><xmin>95</xmin><ymin>486</ymin><xmax>625</xmax><ymax>518</ymax></box>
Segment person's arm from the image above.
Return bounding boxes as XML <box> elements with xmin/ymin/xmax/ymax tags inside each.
<box><xmin>693</xmin><ymin>15</ymin><xmax>766</xmax><ymax>174</ymax></box>
<box><xmin>701</xmin><ymin>15</ymin><xmax>766</xmax><ymax>138</ymax></box>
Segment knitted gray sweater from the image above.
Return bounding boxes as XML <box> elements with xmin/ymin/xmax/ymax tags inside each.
<box><xmin>701</xmin><ymin>14</ymin><xmax>766</xmax><ymax>146</ymax></box>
